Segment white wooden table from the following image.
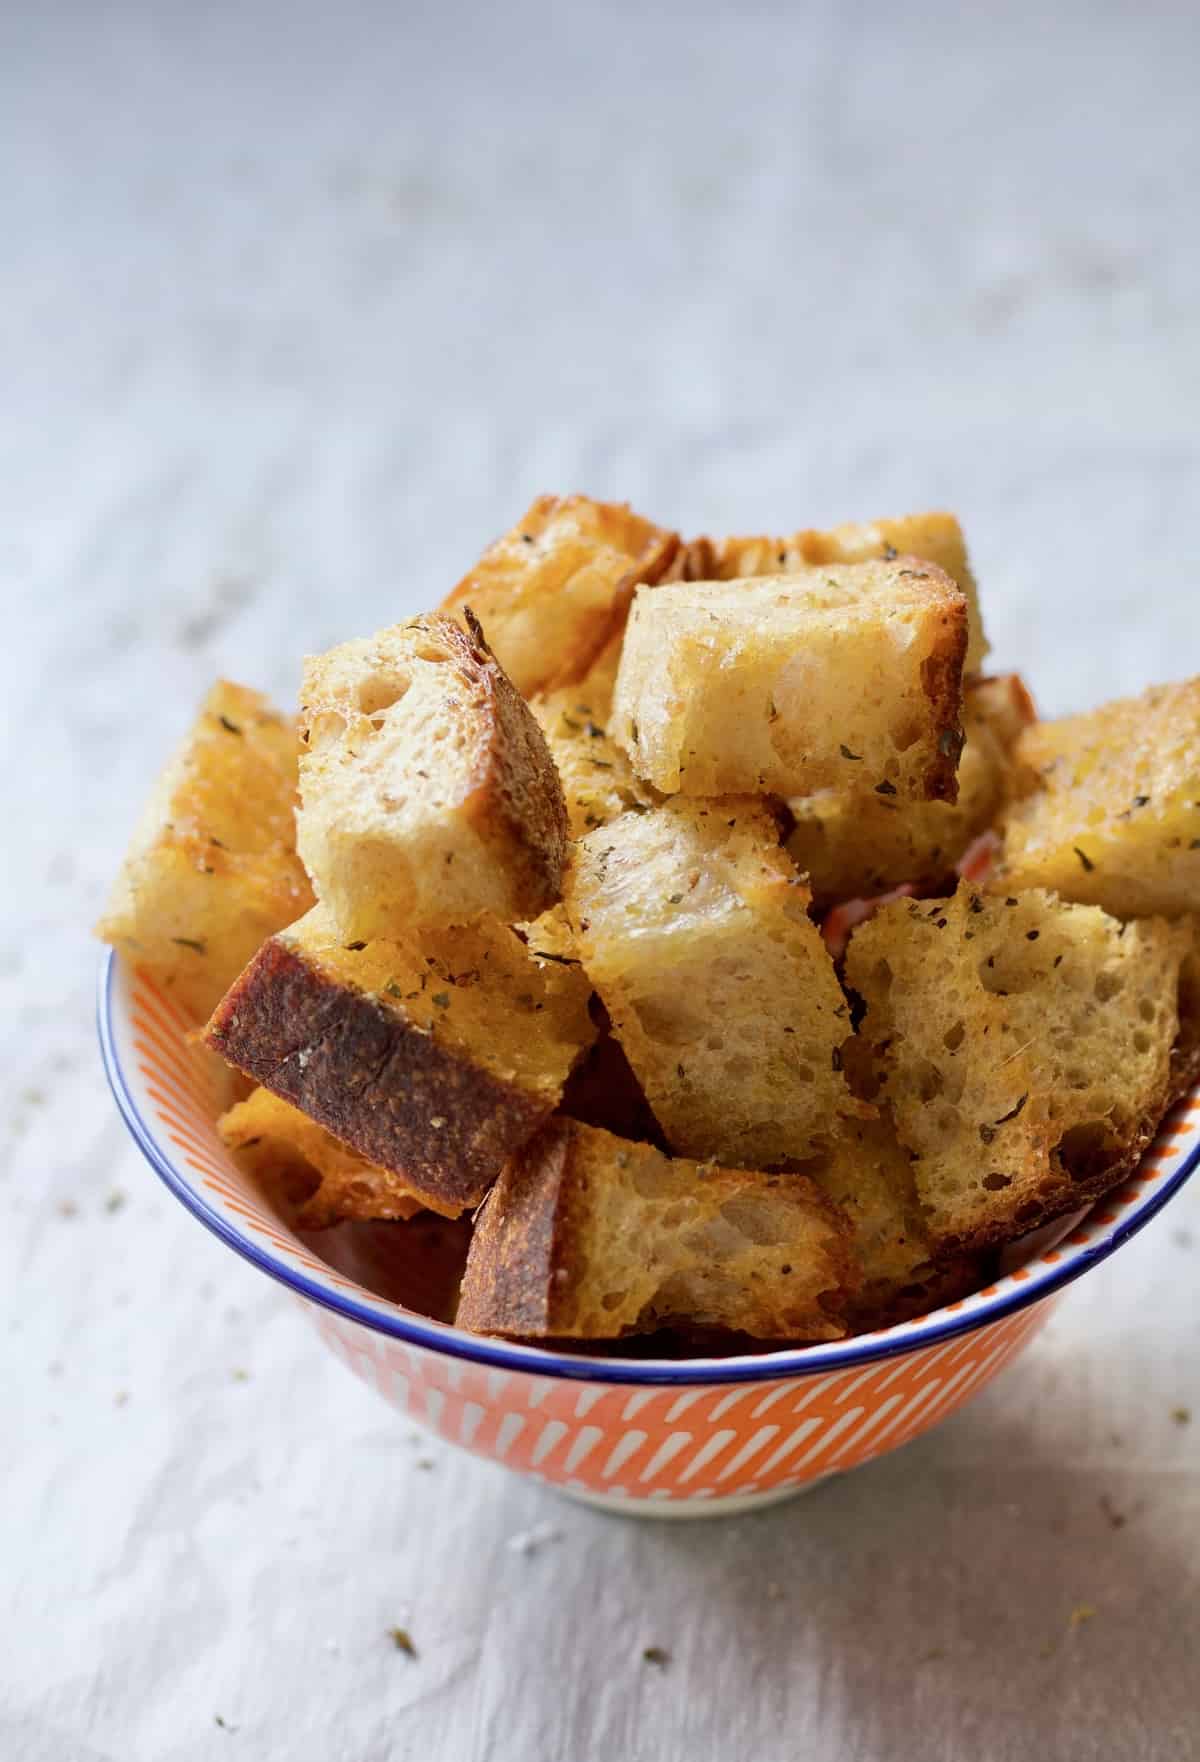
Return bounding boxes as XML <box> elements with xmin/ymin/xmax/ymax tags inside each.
<box><xmin>4</xmin><ymin>3</ymin><xmax>1199</xmax><ymax>1757</ymax></box>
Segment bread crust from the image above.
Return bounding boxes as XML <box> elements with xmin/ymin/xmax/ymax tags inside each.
<box><xmin>205</xmin><ymin>937</ymin><xmax>557</xmax><ymax>1216</ymax></box>
<box><xmin>298</xmin><ymin>613</ymin><xmax>567</xmax><ymax>940</ymax></box>
<box><xmin>455</xmin><ymin>1119</ymin><xmax>574</xmax><ymax>1335</ymax></box>
<box><xmin>458</xmin><ymin>1117</ymin><xmax>858</xmax><ymax>1343</ymax></box>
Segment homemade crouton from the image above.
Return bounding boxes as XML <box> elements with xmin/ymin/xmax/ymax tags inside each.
<box><xmin>218</xmin><ymin>1087</ymin><xmax>424</xmax><ymax>1228</ymax></box>
<box><xmin>612</xmin><ymin>561</ymin><xmax>968</xmax><ymax>801</ymax></box>
<box><xmin>530</xmin><ymin>636</ymin><xmax>659</xmax><ymax>837</ymax></box>
<box><xmin>673</xmin><ymin>511</ymin><xmax>987</xmax><ymax>672</ymax></box>
<box><xmin>297</xmin><ymin>614</ymin><xmax>566</xmax><ymax>941</ymax></box>
<box><xmin>997</xmin><ymin>679</ymin><xmax>1200</xmax><ymax>917</ymax></box>
<box><xmin>204</xmin><ymin>904</ymin><xmax>596</xmax><ymax>1216</ymax></box>
<box><xmin>440</xmin><ymin>494</ymin><xmax>678</xmax><ymax>696</ymax></box>
<box><xmin>788</xmin><ymin>674</ymin><xmax>1036</xmax><ymax>904</ymax></box>
<box><xmin>96</xmin><ymin>682</ymin><xmax>314</xmax><ymax>1021</ymax></box>
<box><xmin>800</xmin><ymin>1117</ymin><xmax>984</xmax><ymax>1327</ymax></box>
<box><xmin>456</xmin><ymin>1117</ymin><xmax>856</xmax><ymax>1342</ymax></box>
<box><xmin>565</xmin><ymin>798</ymin><xmax>867</xmax><ymax>1166</ymax></box>
<box><xmin>845</xmin><ymin>886</ymin><xmax>1197</xmax><ymax>1254</ymax></box>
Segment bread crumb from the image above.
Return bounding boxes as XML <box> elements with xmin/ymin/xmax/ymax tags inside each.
<box><xmin>1069</xmin><ymin>1604</ymin><xmax>1097</xmax><ymax>1629</ymax></box>
<box><xmin>506</xmin><ymin>1521</ymin><xmax>562</xmax><ymax>1557</ymax></box>
<box><xmin>389</xmin><ymin>1627</ymin><xmax>418</xmax><ymax>1658</ymax></box>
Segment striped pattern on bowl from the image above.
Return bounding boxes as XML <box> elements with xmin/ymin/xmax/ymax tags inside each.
<box><xmin>99</xmin><ymin>954</ymin><xmax>1200</xmax><ymax>1515</ymax></box>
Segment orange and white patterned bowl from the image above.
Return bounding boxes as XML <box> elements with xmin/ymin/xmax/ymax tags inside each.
<box><xmin>99</xmin><ymin>952</ymin><xmax>1200</xmax><ymax>1518</ymax></box>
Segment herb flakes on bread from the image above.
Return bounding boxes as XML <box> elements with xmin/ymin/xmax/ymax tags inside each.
<box><xmin>297</xmin><ymin>613</ymin><xmax>567</xmax><ymax>941</ymax></box>
<box><xmin>456</xmin><ymin>1117</ymin><xmax>857</xmax><ymax>1343</ymax></box>
<box><xmin>96</xmin><ymin>681</ymin><xmax>314</xmax><ymax>1022</ymax></box>
<box><xmin>204</xmin><ymin>904</ymin><xmax>596</xmax><ymax>1216</ymax></box>
<box><xmin>565</xmin><ymin>797</ymin><xmax>868</xmax><ymax>1167</ymax></box>
<box><xmin>612</xmin><ymin>560</ymin><xmax>968</xmax><ymax>801</ymax></box>
<box><xmin>845</xmin><ymin>886</ymin><xmax>1199</xmax><ymax>1255</ymax></box>
<box><xmin>997</xmin><ymin>678</ymin><xmax>1200</xmax><ymax>917</ymax></box>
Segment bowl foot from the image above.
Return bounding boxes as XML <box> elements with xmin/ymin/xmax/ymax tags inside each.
<box><xmin>550</xmin><ymin>1472</ymin><xmax>837</xmax><ymax>1520</ymax></box>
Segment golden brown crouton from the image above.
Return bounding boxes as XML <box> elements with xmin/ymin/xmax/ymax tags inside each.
<box><xmin>612</xmin><ymin>561</ymin><xmax>968</xmax><ymax>801</ymax></box>
<box><xmin>218</xmin><ymin>1087</ymin><xmax>424</xmax><ymax>1228</ymax></box>
<box><xmin>787</xmin><ymin>674</ymin><xmax>1036</xmax><ymax>904</ymax></box>
<box><xmin>297</xmin><ymin>614</ymin><xmax>567</xmax><ymax>941</ymax></box>
<box><xmin>845</xmin><ymin>886</ymin><xmax>1197</xmax><ymax>1254</ymax></box>
<box><xmin>673</xmin><ymin>510</ymin><xmax>987</xmax><ymax>672</ymax></box>
<box><xmin>998</xmin><ymin>679</ymin><xmax>1200</xmax><ymax>917</ymax></box>
<box><xmin>799</xmin><ymin>1117</ymin><xmax>984</xmax><ymax>1326</ymax></box>
<box><xmin>456</xmin><ymin>1117</ymin><xmax>856</xmax><ymax>1342</ymax></box>
<box><xmin>440</xmin><ymin>494</ymin><xmax>678</xmax><ymax>696</ymax></box>
<box><xmin>204</xmin><ymin>904</ymin><xmax>596</xmax><ymax>1216</ymax></box>
<box><xmin>530</xmin><ymin>636</ymin><xmax>659</xmax><ymax>838</ymax></box>
<box><xmin>96</xmin><ymin>681</ymin><xmax>314</xmax><ymax>1021</ymax></box>
<box><xmin>565</xmin><ymin>798</ymin><xmax>867</xmax><ymax>1167</ymax></box>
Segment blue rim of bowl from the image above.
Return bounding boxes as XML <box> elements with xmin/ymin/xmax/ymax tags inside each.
<box><xmin>98</xmin><ymin>950</ymin><xmax>1200</xmax><ymax>1386</ymax></box>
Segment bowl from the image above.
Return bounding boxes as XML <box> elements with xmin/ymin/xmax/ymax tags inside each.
<box><xmin>98</xmin><ymin>950</ymin><xmax>1200</xmax><ymax>1518</ymax></box>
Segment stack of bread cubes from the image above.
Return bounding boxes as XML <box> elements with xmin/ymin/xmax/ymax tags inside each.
<box><xmin>98</xmin><ymin>495</ymin><xmax>1200</xmax><ymax>1350</ymax></box>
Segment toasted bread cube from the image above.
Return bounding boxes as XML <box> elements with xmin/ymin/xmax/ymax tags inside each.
<box><xmin>456</xmin><ymin>1118</ymin><xmax>855</xmax><ymax>1342</ymax></box>
<box><xmin>96</xmin><ymin>682</ymin><xmax>314</xmax><ymax>1021</ymax></box>
<box><xmin>675</xmin><ymin>511</ymin><xmax>987</xmax><ymax>672</ymax></box>
<box><xmin>788</xmin><ymin>675</ymin><xmax>1036</xmax><ymax>904</ymax></box>
<box><xmin>565</xmin><ymin>799</ymin><xmax>867</xmax><ymax>1166</ymax></box>
<box><xmin>998</xmin><ymin>680</ymin><xmax>1200</xmax><ymax>917</ymax></box>
<box><xmin>218</xmin><ymin>1088</ymin><xmax>424</xmax><ymax>1229</ymax></box>
<box><xmin>204</xmin><ymin>904</ymin><xmax>596</xmax><ymax>1216</ymax></box>
<box><xmin>612</xmin><ymin>561</ymin><xmax>968</xmax><ymax>801</ymax></box>
<box><xmin>801</xmin><ymin>1118</ymin><xmax>983</xmax><ymax>1326</ymax></box>
<box><xmin>530</xmin><ymin>636</ymin><xmax>659</xmax><ymax>837</ymax></box>
<box><xmin>845</xmin><ymin>886</ymin><xmax>1197</xmax><ymax>1254</ymax></box>
<box><xmin>439</xmin><ymin>494</ymin><xmax>678</xmax><ymax>696</ymax></box>
<box><xmin>297</xmin><ymin>614</ymin><xmax>567</xmax><ymax>941</ymax></box>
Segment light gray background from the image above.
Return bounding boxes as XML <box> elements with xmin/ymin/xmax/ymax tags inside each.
<box><xmin>3</xmin><ymin>3</ymin><xmax>1198</xmax><ymax>1758</ymax></box>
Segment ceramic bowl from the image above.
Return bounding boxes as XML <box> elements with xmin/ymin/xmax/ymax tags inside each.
<box><xmin>98</xmin><ymin>951</ymin><xmax>1200</xmax><ymax>1518</ymax></box>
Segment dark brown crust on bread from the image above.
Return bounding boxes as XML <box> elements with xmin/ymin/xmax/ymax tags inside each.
<box><xmin>204</xmin><ymin>939</ymin><xmax>553</xmax><ymax>1216</ymax></box>
<box><xmin>455</xmin><ymin>611</ymin><xmax>568</xmax><ymax>918</ymax></box>
<box><xmin>903</xmin><ymin>559</ymin><xmax>968</xmax><ymax>804</ymax></box>
<box><xmin>456</xmin><ymin>1118</ymin><xmax>574</xmax><ymax>1334</ymax></box>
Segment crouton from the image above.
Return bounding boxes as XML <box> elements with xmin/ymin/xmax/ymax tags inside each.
<box><xmin>440</xmin><ymin>494</ymin><xmax>678</xmax><ymax>696</ymax></box>
<box><xmin>845</xmin><ymin>886</ymin><xmax>1198</xmax><ymax>1254</ymax></box>
<box><xmin>203</xmin><ymin>904</ymin><xmax>596</xmax><ymax>1216</ymax></box>
<box><xmin>788</xmin><ymin>674</ymin><xmax>1036</xmax><ymax>904</ymax></box>
<box><xmin>612</xmin><ymin>561</ymin><xmax>968</xmax><ymax>801</ymax></box>
<box><xmin>564</xmin><ymin>798</ymin><xmax>867</xmax><ymax>1166</ymax></box>
<box><xmin>675</xmin><ymin>510</ymin><xmax>987</xmax><ymax>672</ymax></box>
<box><xmin>96</xmin><ymin>682</ymin><xmax>314</xmax><ymax>1022</ymax></box>
<box><xmin>800</xmin><ymin>1117</ymin><xmax>984</xmax><ymax>1326</ymax></box>
<box><xmin>455</xmin><ymin>1117</ymin><xmax>856</xmax><ymax>1342</ymax></box>
<box><xmin>997</xmin><ymin>679</ymin><xmax>1200</xmax><ymax>917</ymax></box>
<box><xmin>296</xmin><ymin>614</ymin><xmax>566</xmax><ymax>941</ymax></box>
<box><xmin>530</xmin><ymin>636</ymin><xmax>659</xmax><ymax>837</ymax></box>
<box><xmin>218</xmin><ymin>1088</ymin><xmax>424</xmax><ymax>1228</ymax></box>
